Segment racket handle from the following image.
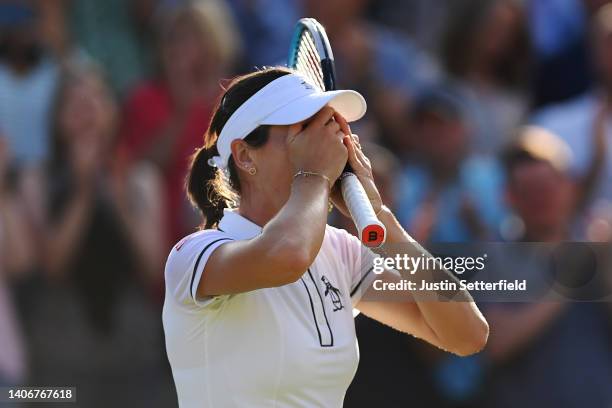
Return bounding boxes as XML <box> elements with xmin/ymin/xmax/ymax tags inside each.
<box><xmin>340</xmin><ymin>172</ymin><xmax>386</xmax><ymax>247</ymax></box>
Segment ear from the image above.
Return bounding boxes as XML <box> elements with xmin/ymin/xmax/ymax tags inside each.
<box><xmin>230</xmin><ymin>139</ymin><xmax>255</xmax><ymax>173</ymax></box>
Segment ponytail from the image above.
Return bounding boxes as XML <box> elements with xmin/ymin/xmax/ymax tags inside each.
<box><xmin>186</xmin><ymin>67</ymin><xmax>292</xmax><ymax>229</ymax></box>
<box><xmin>187</xmin><ymin>145</ymin><xmax>236</xmax><ymax>229</ymax></box>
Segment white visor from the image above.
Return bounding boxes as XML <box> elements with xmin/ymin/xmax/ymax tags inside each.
<box><xmin>209</xmin><ymin>73</ymin><xmax>367</xmax><ymax>169</ymax></box>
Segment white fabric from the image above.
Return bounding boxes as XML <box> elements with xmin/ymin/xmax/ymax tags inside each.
<box><xmin>211</xmin><ymin>73</ymin><xmax>367</xmax><ymax>169</ymax></box>
<box><xmin>162</xmin><ymin>209</ymin><xmax>377</xmax><ymax>407</ymax></box>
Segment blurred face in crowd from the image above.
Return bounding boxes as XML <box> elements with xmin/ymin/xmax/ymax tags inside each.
<box><xmin>57</xmin><ymin>73</ymin><xmax>117</xmax><ymax>155</ymax></box>
<box><xmin>507</xmin><ymin>161</ymin><xmax>574</xmax><ymax>235</ymax></box>
<box><xmin>475</xmin><ymin>0</ymin><xmax>524</xmax><ymax>62</ymax></box>
<box><xmin>415</xmin><ymin>111</ymin><xmax>468</xmax><ymax>172</ymax></box>
<box><xmin>0</xmin><ymin>23</ymin><xmax>41</xmax><ymax>71</ymax></box>
<box><xmin>161</xmin><ymin>9</ymin><xmax>218</xmax><ymax>85</ymax></box>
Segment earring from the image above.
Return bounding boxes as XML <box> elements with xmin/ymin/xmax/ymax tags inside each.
<box><xmin>248</xmin><ymin>167</ymin><xmax>257</xmax><ymax>176</ymax></box>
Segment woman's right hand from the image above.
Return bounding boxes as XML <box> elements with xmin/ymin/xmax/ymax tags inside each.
<box><xmin>287</xmin><ymin>106</ymin><xmax>349</xmax><ymax>185</ymax></box>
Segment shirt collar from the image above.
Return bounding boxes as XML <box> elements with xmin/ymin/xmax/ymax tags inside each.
<box><xmin>217</xmin><ymin>209</ymin><xmax>263</xmax><ymax>240</ymax></box>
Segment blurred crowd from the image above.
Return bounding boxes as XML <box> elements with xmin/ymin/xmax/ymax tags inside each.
<box><xmin>0</xmin><ymin>0</ymin><xmax>611</xmax><ymax>407</ymax></box>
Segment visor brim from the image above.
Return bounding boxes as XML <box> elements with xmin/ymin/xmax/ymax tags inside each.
<box><xmin>261</xmin><ymin>89</ymin><xmax>367</xmax><ymax>126</ymax></box>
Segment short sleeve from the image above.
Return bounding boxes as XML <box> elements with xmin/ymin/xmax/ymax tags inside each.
<box><xmin>164</xmin><ymin>231</ymin><xmax>233</xmax><ymax>309</ymax></box>
<box><xmin>326</xmin><ymin>227</ymin><xmax>378</xmax><ymax>307</ymax></box>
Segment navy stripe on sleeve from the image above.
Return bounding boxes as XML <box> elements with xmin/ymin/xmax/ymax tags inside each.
<box><xmin>350</xmin><ymin>266</ymin><xmax>374</xmax><ymax>298</ymax></box>
<box><xmin>190</xmin><ymin>238</ymin><xmax>233</xmax><ymax>300</ymax></box>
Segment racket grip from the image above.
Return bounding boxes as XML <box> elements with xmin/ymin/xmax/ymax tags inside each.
<box><xmin>340</xmin><ymin>172</ymin><xmax>386</xmax><ymax>247</ymax></box>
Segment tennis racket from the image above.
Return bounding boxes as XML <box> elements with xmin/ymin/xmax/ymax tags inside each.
<box><xmin>288</xmin><ymin>18</ymin><xmax>386</xmax><ymax>247</ymax></box>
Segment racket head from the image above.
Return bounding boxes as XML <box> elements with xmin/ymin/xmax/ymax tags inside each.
<box><xmin>288</xmin><ymin>18</ymin><xmax>337</xmax><ymax>92</ymax></box>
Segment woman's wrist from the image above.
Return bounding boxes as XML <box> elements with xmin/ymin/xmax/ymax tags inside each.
<box><xmin>376</xmin><ymin>205</ymin><xmax>409</xmax><ymax>244</ymax></box>
<box><xmin>292</xmin><ymin>170</ymin><xmax>331</xmax><ymax>194</ymax></box>
<box><xmin>293</xmin><ymin>170</ymin><xmax>332</xmax><ymax>191</ymax></box>
<box><xmin>291</xmin><ymin>172</ymin><xmax>332</xmax><ymax>217</ymax></box>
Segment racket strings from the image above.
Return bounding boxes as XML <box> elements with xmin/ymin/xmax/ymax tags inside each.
<box><xmin>295</xmin><ymin>31</ymin><xmax>326</xmax><ymax>91</ymax></box>
<box><xmin>296</xmin><ymin>45</ymin><xmax>322</xmax><ymax>88</ymax></box>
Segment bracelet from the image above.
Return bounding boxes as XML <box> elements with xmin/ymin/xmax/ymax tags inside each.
<box><xmin>293</xmin><ymin>170</ymin><xmax>332</xmax><ymax>191</ymax></box>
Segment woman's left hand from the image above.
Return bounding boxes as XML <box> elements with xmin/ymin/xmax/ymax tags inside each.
<box><xmin>330</xmin><ymin>114</ymin><xmax>383</xmax><ymax>218</ymax></box>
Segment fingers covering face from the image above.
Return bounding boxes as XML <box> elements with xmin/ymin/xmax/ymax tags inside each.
<box><xmin>334</xmin><ymin>112</ymin><xmax>351</xmax><ymax>136</ymax></box>
<box><xmin>326</xmin><ymin>119</ymin><xmax>341</xmax><ymax>134</ymax></box>
<box><xmin>311</xmin><ymin>106</ymin><xmax>336</xmax><ymax>127</ymax></box>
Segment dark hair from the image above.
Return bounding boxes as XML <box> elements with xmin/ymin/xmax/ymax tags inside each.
<box><xmin>502</xmin><ymin>147</ymin><xmax>539</xmax><ymax>178</ymax></box>
<box><xmin>49</xmin><ymin>62</ymin><xmax>117</xmax><ymax>176</ymax></box>
<box><xmin>440</xmin><ymin>0</ymin><xmax>529</xmax><ymax>88</ymax></box>
<box><xmin>501</xmin><ymin>144</ymin><xmax>556</xmax><ymax>188</ymax></box>
<box><xmin>411</xmin><ymin>84</ymin><xmax>465</xmax><ymax>123</ymax></box>
<box><xmin>187</xmin><ymin>67</ymin><xmax>292</xmax><ymax>229</ymax></box>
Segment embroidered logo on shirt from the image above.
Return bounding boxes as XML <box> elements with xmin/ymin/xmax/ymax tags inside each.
<box><xmin>300</xmin><ymin>80</ymin><xmax>315</xmax><ymax>91</ymax></box>
<box><xmin>175</xmin><ymin>237</ymin><xmax>189</xmax><ymax>251</ymax></box>
<box><xmin>322</xmin><ymin>275</ymin><xmax>344</xmax><ymax>311</ymax></box>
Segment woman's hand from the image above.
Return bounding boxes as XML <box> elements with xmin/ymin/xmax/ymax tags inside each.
<box><xmin>287</xmin><ymin>106</ymin><xmax>348</xmax><ymax>185</ymax></box>
<box><xmin>329</xmin><ymin>114</ymin><xmax>383</xmax><ymax>217</ymax></box>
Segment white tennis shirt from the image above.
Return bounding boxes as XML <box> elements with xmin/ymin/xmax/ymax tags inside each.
<box><xmin>162</xmin><ymin>209</ymin><xmax>376</xmax><ymax>407</ymax></box>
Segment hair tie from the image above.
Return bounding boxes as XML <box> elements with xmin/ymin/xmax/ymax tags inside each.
<box><xmin>207</xmin><ymin>155</ymin><xmax>225</xmax><ymax>169</ymax></box>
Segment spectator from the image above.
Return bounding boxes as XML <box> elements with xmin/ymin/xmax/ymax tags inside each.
<box><xmin>0</xmin><ymin>1</ymin><xmax>609</xmax><ymax>406</ymax></box>
<box><xmin>25</xmin><ymin>64</ymin><xmax>171</xmax><ymax>407</ymax></box>
<box><xmin>0</xmin><ymin>2</ymin><xmax>58</xmax><ymax>167</ymax></box>
<box><xmin>304</xmin><ymin>0</ymin><xmax>441</xmax><ymax>146</ymax></box>
<box><xmin>368</xmin><ymin>0</ymin><xmax>455</xmax><ymax>53</ymax></box>
<box><xmin>305</xmin><ymin>0</ymin><xmax>438</xmax><ymax>91</ymax></box>
<box><xmin>441</xmin><ymin>0</ymin><xmax>530</xmax><ymax>154</ymax></box>
<box><xmin>120</xmin><ymin>0</ymin><xmax>241</xmax><ymax>248</ymax></box>
<box><xmin>502</xmin><ymin>126</ymin><xmax>576</xmax><ymax>241</ymax></box>
<box><xmin>396</xmin><ymin>85</ymin><xmax>507</xmax><ymax>243</ymax></box>
<box><xmin>532</xmin><ymin>3</ymin><xmax>612</xmax><ymax>240</ymax></box>
<box><xmin>528</xmin><ymin>0</ymin><xmax>594</xmax><ymax>107</ymax></box>
<box><xmin>0</xmin><ymin>137</ymin><xmax>31</xmax><ymax>387</ymax></box>
<box><xmin>226</xmin><ymin>0</ymin><xmax>299</xmax><ymax>69</ymax></box>
<box><xmin>65</xmin><ymin>0</ymin><xmax>157</xmax><ymax>95</ymax></box>
<box><xmin>343</xmin><ymin>144</ymin><xmax>455</xmax><ymax>408</ymax></box>
<box><xmin>482</xmin><ymin>126</ymin><xmax>612</xmax><ymax>408</ymax></box>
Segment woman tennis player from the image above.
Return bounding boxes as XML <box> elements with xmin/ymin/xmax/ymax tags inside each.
<box><xmin>162</xmin><ymin>67</ymin><xmax>488</xmax><ymax>407</ymax></box>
